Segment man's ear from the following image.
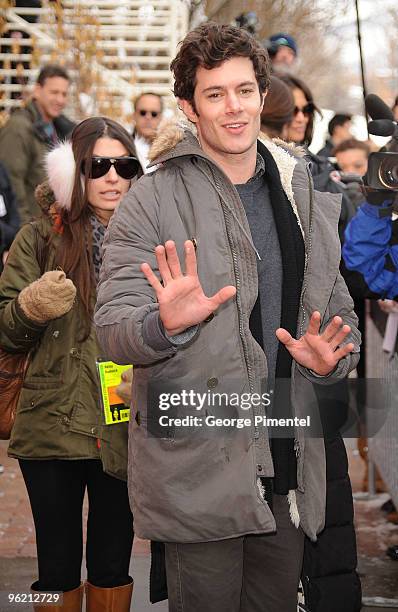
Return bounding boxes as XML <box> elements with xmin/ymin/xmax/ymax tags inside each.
<box><xmin>179</xmin><ymin>98</ymin><xmax>198</xmax><ymax>124</ymax></box>
<box><xmin>33</xmin><ymin>83</ymin><xmax>42</xmax><ymax>100</ymax></box>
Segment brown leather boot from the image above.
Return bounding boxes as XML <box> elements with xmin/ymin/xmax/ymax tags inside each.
<box><xmin>85</xmin><ymin>580</ymin><xmax>133</xmax><ymax>612</ymax></box>
<box><xmin>32</xmin><ymin>583</ymin><xmax>83</xmax><ymax>611</ymax></box>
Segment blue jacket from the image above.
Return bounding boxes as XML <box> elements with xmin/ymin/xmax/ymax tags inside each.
<box><xmin>342</xmin><ymin>200</ymin><xmax>398</xmax><ymax>299</ymax></box>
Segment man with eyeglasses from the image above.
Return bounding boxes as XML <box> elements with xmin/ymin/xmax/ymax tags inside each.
<box><xmin>132</xmin><ymin>92</ymin><xmax>163</xmax><ymax>172</ymax></box>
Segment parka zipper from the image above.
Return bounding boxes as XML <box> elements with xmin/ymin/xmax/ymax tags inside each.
<box><xmin>214</xmin><ymin>176</ymin><xmax>256</xmax><ymax>396</ymax></box>
<box><xmin>213</xmin><ymin>175</ymin><xmax>265</xmax><ymax>458</ymax></box>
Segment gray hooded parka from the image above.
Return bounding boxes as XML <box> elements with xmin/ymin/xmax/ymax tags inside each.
<box><xmin>95</xmin><ymin>126</ymin><xmax>360</xmax><ymax>543</ymax></box>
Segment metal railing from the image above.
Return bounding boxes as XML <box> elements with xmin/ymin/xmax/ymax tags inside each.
<box><xmin>0</xmin><ymin>0</ymin><xmax>189</xmax><ymax>118</ymax></box>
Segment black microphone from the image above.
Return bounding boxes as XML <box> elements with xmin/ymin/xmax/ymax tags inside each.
<box><xmin>368</xmin><ymin>119</ymin><xmax>396</xmax><ymax>137</ymax></box>
<box><xmin>365</xmin><ymin>93</ymin><xmax>394</xmax><ymax>121</ymax></box>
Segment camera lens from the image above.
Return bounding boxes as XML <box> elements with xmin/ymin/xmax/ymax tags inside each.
<box><xmin>378</xmin><ymin>157</ymin><xmax>398</xmax><ymax>189</ymax></box>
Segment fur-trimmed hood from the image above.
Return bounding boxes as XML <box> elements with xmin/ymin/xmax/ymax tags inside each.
<box><xmin>148</xmin><ymin>120</ymin><xmax>308</xmax><ymax>235</ymax></box>
<box><xmin>45</xmin><ymin>140</ymin><xmax>76</xmax><ymax>210</ymax></box>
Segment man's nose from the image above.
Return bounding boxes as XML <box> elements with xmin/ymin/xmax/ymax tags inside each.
<box><xmin>225</xmin><ymin>93</ymin><xmax>243</xmax><ymax>113</ymax></box>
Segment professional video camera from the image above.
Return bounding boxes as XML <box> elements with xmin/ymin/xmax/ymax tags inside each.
<box><xmin>365</xmin><ymin>94</ymin><xmax>398</xmax><ymax>191</ymax></box>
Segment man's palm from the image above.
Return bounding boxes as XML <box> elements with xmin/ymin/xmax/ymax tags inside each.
<box><xmin>141</xmin><ymin>240</ymin><xmax>236</xmax><ymax>335</ymax></box>
<box><xmin>276</xmin><ymin>311</ymin><xmax>355</xmax><ymax>376</ymax></box>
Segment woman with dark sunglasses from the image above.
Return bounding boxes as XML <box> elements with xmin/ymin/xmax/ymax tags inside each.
<box><xmin>0</xmin><ymin>117</ymin><xmax>142</xmax><ymax>611</ymax></box>
<box><xmin>277</xmin><ymin>74</ymin><xmax>319</xmax><ymax>148</ymax></box>
<box><xmin>280</xmin><ymin>74</ymin><xmax>356</xmax><ymax>242</ymax></box>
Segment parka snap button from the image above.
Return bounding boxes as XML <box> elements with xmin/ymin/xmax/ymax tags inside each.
<box><xmin>53</xmin><ymin>331</ymin><xmax>60</xmax><ymax>338</ymax></box>
<box><xmin>207</xmin><ymin>377</ymin><xmax>218</xmax><ymax>389</ymax></box>
<box><xmin>62</xmin><ymin>416</ymin><xmax>70</xmax><ymax>425</ymax></box>
<box><xmin>257</xmin><ymin>464</ymin><xmax>263</xmax><ymax>472</ymax></box>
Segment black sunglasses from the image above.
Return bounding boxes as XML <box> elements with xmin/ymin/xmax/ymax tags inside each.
<box><xmin>81</xmin><ymin>156</ymin><xmax>140</xmax><ymax>180</ymax></box>
<box><xmin>138</xmin><ymin>109</ymin><xmax>159</xmax><ymax>118</ymax></box>
<box><xmin>293</xmin><ymin>102</ymin><xmax>315</xmax><ymax>117</ymax></box>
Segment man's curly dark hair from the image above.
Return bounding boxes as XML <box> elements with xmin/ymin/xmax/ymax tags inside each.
<box><xmin>171</xmin><ymin>22</ymin><xmax>271</xmax><ymax>106</ymax></box>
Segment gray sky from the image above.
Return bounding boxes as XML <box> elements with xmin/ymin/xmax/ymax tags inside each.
<box><xmin>329</xmin><ymin>0</ymin><xmax>397</xmax><ymax>71</ymax></box>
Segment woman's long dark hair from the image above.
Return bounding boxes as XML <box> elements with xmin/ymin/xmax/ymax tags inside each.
<box><xmin>55</xmin><ymin>116</ymin><xmax>138</xmax><ymax>337</ymax></box>
<box><xmin>278</xmin><ymin>74</ymin><xmax>321</xmax><ymax>146</ymax></box>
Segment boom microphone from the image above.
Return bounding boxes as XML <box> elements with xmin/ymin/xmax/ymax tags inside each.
<box><xmin>368</xmin><ymin>119</ymin><xmax>396</xmax><ymax>137</ymax></box>
<box><xmin>365</xmin><ymin>94</ymin><xmax>394</xmax><ymax>121</ymax></box>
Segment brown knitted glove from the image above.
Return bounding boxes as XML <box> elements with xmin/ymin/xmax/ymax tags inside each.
<box><xmin>18</xmin><ymin>271</ymin><xmax>76</xmax><ymax>323</ymax></box>
<box><xmin>116</xmin><ymin>367</ymin><xmax>133</xmax><ymax>406</ymax></box>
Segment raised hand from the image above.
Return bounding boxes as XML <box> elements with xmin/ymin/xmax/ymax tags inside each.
<box><xmin>275</xmin><ymin>311</ymin><xmax>355</xmax><ymax>376</ymax></box>
<box><xmin>141</xmin><ymin>240</ymin><xmax>236</xmax><ymax>336</ymax></box>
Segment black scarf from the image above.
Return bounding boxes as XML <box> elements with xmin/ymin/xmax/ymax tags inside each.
<box><xmin>250</xmin><ymin>141</ymin><xmax>305</xmax><ymax>495</ymax></box>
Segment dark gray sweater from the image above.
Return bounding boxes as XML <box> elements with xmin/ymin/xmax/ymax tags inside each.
<box><xmin>235</xmin><ymin>158</ymin><xmax>282</xmax><ymax>385</ymax></box>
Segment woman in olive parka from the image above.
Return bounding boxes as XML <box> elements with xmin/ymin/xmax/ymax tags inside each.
<box><xmin>0</xmin><ymin>117</ymin><xmax>141</xmax><ymax>611</ymax></box>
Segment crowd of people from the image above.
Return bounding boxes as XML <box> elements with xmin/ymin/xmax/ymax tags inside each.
<box><xmin>0</xmin><ymin>17</ymin><xmax>397</xmax><ymax>612</ymax></box>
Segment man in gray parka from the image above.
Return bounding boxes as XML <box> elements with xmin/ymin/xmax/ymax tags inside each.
<box><xmin>95</xmin><ymin>23</ymin><xmax>360</xmax><ymax>612</ymax></box>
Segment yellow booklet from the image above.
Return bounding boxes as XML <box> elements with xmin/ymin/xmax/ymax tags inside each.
<box><xmin>97</xmin><ymin>361</ymin><xmax>132</xmax><ymax>425</ymax></box>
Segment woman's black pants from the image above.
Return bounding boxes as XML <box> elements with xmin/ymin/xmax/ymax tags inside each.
<box><xmin>19</xmin><ymin>459</ymin><xmax>134</xmax><ymax>592</ymax></box>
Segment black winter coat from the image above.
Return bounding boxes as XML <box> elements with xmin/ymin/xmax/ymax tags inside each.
<box><xmin>301</xmin><ymin>425</ymin><xmax>362</xmax><ymax>611</ymax></box>
<box><xmin>301</xmin><ymin>150</ymin><xmax>362</xmax><ymax>612</ymax></box>
<box><xmin>0</xmin><ymin>162</ymin><xmax>20</xmax><ymax>273</ymax></box>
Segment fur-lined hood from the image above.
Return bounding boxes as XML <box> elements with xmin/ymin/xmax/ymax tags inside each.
<box><xmin>148</xmin><ymin>120</ymin><xmax>308</xmax><ymax>234</ymax></box>
<box><xmin>45</xmin><ymin>141</ymin><xmax>76</xmax><ymax>210</ymax></box>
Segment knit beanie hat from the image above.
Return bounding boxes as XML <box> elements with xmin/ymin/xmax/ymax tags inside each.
<box><xmin>269</xmin><ymin>33</ymin><xmax>298</xmax><ymax>56</ymax></box>
<box><xmin>261</xmin><ymin>76</ymin><xmax>295</xmax><ymax>133</ymax></box>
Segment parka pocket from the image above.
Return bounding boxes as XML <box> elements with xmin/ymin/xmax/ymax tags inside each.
<box><xmin>22</xmin><ymin>378</ymin><xmax>62</xmax><ymax>390</ymax></box>
<box><xmin>17</xmin><ymin>388</ymin><xmax>44</xmax><ymax>413</ymax></box>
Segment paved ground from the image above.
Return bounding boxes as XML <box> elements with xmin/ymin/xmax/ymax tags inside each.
<box><xmin>0</xmin><ymin>441</ymin><xmax>167</xmax><ymax>611</ymax></box>
<box><xmin>0</xmin><ymin>440</ymin><xmax>397</xmax><ymax>611</ymax></box>
<box><xmin>349</xmin><ymin>446</ymin><xmax>398</xmax><ymax>608</ymax></box>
